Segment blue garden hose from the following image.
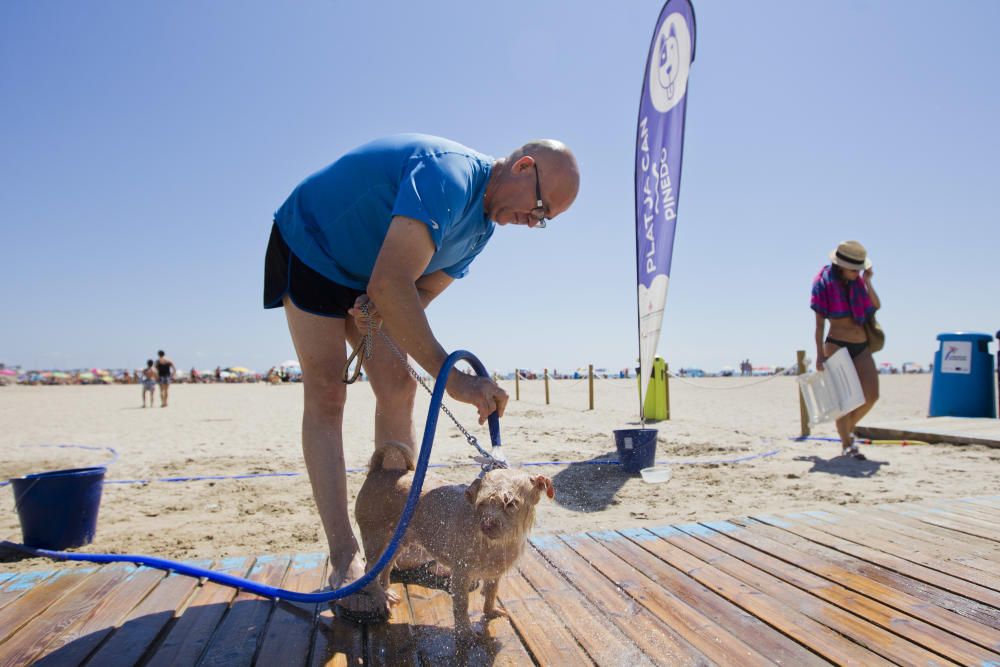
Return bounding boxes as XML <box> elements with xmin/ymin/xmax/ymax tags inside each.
<box><xmin>1</xmin><ymin>349</ymin><xmax>500</xmax><ymax>603</ymax></box>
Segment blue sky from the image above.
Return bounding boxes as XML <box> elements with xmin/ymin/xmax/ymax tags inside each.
<box><xmin>2</xmin><ymin>1</ymin><xmax>998</xmax><ymax>374</ymax></box>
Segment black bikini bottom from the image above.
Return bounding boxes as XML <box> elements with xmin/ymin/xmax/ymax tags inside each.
<box><xmin>826</xmin><ymin>337</ymin><xmax>868</xmax><ymax>359</ymax></box>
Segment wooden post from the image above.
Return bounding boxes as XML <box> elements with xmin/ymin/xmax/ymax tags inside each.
<box><xmin>797</xmin><ymin>350</ymin><xmax>810</xmax><ymax>437</ymax></box>
<box><xmin>663</xmin><ymin>362</ymin><xmax>671</xmax><ymax>421</ymax></box>
<box><xmin>544</xmin><ymin>368</ymin><xmax>550</xmax><ymax>405</ymax></box>
<box><xmin>514</xmin><ymin>369</ymin><xmax>520</xmax><ymax>401</ymax></box>
<box><xmin>588</xmin><ymin>364</ymin><xmax>594</xmax><ymax>410</ymax></box>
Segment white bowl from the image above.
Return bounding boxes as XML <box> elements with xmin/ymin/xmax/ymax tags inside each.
<box><xmin>640</xmin><ymin>466</ymin><xmax>672</xmax><ymax>484</ymax></box>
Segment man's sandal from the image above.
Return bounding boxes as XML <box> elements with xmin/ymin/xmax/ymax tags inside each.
<box><xmin>331</xmin><ymin>589</ymin><xmax>390</xmax><ymax>624</ymax></box>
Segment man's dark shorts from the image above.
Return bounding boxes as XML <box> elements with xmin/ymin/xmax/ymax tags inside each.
<box><xmin>263</xmin><ymin>222</ymin><xmax>365</xmax><ymax>319</ymax></box>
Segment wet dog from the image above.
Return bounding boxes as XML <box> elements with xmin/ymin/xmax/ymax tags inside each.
<box><xmin>355</xmin><ymin>441</ymin><xmax>554</xmax><ymax>637</ymax></box>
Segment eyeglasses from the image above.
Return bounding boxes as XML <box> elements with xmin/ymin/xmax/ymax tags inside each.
<box><xmin>530</xmin><ymin>164</ymin><xmax>549</xmax><ymax>229</ymax></box>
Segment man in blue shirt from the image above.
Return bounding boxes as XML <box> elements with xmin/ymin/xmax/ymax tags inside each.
<box><xmin>264</xmin><ymin>134</ymin><xmax>579</xmax><ymax>622</ymax></box>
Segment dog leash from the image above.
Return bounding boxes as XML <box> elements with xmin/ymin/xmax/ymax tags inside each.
<box><xmin>343</xmin><ymin>302</ymin><xmax>508</xmax><ymax>474</ymax></box>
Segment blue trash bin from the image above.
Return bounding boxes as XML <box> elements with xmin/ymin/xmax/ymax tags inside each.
<box><xmin>928</xmin><ymin>333</ymin><xmax>996</xmax><ymax>418</ymax></box>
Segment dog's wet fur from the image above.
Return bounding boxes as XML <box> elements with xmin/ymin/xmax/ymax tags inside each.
<box><xmin>355</xmin><ymin>441</ymin><xmax>554</xmax><ymax>638</ymax></box>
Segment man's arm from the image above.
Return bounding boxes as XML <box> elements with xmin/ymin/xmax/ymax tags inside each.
<box><xmin>367</xmin><ymin>216</ymin><xmax>506</xmax><ymax>422</ymax></box>
<box><xmin>367</xmin><ymin>216</ymin><xmax>449</xmax><ymax>377</ymax></box>
<box><xmin>415</xmin><ymin>270</ymin><xmax>454</xmax><ymax>309</ymax></box>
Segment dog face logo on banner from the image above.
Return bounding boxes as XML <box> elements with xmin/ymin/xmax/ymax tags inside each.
<box><xmin>649</xmin><ymin>13</ymin><xmax>692</xmax><ymax>113</ymax></box>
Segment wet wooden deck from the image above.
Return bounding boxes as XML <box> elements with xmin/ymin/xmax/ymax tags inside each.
<box><xmin>2</xmin><ymin>495</ymin><xmax>999</xmax><ymax>665</ymax></box>
<box><xmin>857</xmin><ymin>416</ymin><xmax>1000</xmax><ymax>447</ymax></box>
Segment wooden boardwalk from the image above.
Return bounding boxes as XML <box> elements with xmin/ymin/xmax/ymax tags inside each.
<box><xmin>2</xmin><ymin>496</ymin><xmax>1000</xmax><ymax>665</ymax></box>
<box><xmin>857</xmin><ymin>416</ymin><xmax>1000</xmax><ymax>447</ymax></box>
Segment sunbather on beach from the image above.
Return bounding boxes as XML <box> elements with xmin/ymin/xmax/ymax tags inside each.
<box><xmin>811</xmin><ymin>240</ymin><xmax>881</xmax><ymax>460</ymax></box>
<box><xmin>264</xmin><ymin>134</ymin><xmax>579</xmax><ymax>622</ymax></box>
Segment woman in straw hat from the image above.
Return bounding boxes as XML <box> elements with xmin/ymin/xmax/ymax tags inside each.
<box><xmin>810</xmin><ymin>240</ymin><xmax>881</xmax><ymax>460</ymax></box>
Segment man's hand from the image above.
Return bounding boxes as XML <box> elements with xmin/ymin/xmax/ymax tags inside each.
<box><xmin>446</xmin><ymin>373</ymin><xmax>509</xmax><ymax>425</ymax></box>
<box><xmin>348</xmin><ymin>295</ymin><xmax>382</xmax><ymax>329</ymax></box>
<box><xmin>863</xmin><ymin>266</ymin><xmax>874</xmax><ymax>282</ymax></box>
<box><xmin>816</xmin><ymin>355</ymin><xmax>825</xmax><ymax>372</ymax></box>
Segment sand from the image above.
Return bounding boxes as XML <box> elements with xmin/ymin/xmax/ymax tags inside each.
<box><xmin>2</xmin><ymin>375</ymin><xmax>999</xmax><ymax>573</ymax></box>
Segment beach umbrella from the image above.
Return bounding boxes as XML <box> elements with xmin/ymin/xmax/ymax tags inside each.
<box><xmin>279</xmin><ymin>359</ymin><xmax>301</xmax><ymax>369</ymax></box>
<box><xmin>51</xmin><ymin>371</ymin><xmax>69</xmax><ymax>379</ymax></box>
<box><xmin>226</xmin><ymin>366</ymin><xmax>252</xmax><ymax>374</ymax></box>
<box><xmin>0</xmin><ymin>369</ymin><xmax>16</xmax><ymax>376</ymax></box>
<box><xmin>79</xmin><ymin>371</ymin><xmax>95</xmax><ymax>380</ymax></box>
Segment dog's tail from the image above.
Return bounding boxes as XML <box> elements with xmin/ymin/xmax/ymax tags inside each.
<box><xmin>368</xmin><ymin>440</ymin><xmax>416</xmax><ymax>472</ymax></box>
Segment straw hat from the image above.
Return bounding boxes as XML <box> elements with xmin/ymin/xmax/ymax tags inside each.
<box><xmin>829</xmin><ymin>240</ymin><xmax>871</xmax><ymax>271</ymax></box>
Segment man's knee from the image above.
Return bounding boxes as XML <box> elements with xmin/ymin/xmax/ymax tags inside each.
<box><xmin>372</xmin><ymin>371</ymin><xmax>417</xmax><ymax>406</ymax></box>
<box><xmin>304</xmin><ymin>378</ymin><xmax>348</xmax><ymax>416</ymax></box>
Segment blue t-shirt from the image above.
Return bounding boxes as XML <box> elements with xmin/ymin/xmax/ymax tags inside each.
<box><xmin>274</xmin><ymin>134</ymin><xmax>496</xmax><ymax>290</ymax></box>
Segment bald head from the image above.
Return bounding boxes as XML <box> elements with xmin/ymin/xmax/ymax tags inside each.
<box><xmin>484</xmin><ymin>139</ymin><xmax>579</xmax><ymax>226</ymax></box>
<box><xmin>510</xmin><ymin>140</ymin><xmax>580</xmax><ymax>215</ymax></box>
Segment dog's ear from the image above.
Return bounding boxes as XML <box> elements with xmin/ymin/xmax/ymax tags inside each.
<box><xmin>531</xmin><ymin>475</ymin><xmax>554</xmax><ymax>500</ymax></box>
<box><xmin>465</xmin><ymin>478</ymin><xmax>482</xmax><ymax>504</ymax></box>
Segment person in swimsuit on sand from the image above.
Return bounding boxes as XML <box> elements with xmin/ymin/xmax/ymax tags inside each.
<box><xmin>155</xmin><ymin>350</ymin><xmax>176</xmax><ymax>407</ymax></box>
<box><xmin>141</xmin><ymin>359</ymin><xmax>157</xmax><ymax>408</ymax></box>
<box><xmin>811</xmin><ymin>240</ymin><xmax>881</xmax><ymax>460</ymax></box>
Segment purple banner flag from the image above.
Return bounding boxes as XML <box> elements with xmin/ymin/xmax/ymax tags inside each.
<box><xmin>635</xmin><ymin>0</ymin><xmax>696</xmax><ymax>398</ymax></box>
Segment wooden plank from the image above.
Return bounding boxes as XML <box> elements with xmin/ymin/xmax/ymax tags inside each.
<box><xmin>793</xmin><ymin>510</ymin><xmax>1000</xmax><ymax>595</ymax></box>
<box><xmin>910</xmin><ymin>504</ymin><xmax>1000</xmax><ymax>536</ymax></box>
<box><xmin>366</xmin><ymin>583</ymin><xmax>418</xmax><ymax>667</ymax></box>
<box><xmin>515</xmin><ymin>547</ymin><xmax>653</xmax><ymax>667</ymax></box>
<box><xmin>0</xmin><ymin>566</ymin><xmax>97</xmax><ymax>646</ymax></box>
<box><xmin>144</xmin><ymin>556</ymin><xmax>254</xmax><ymax>667</ymax></box>
<box><xmin>826</xmin><ymin>507</ymin><xmax>1000</xmax><ymax>578</ymax></box>
<box><xmin>560</xmin><ymin>531</ymin><xmax>774</xmax><ymax>667</ymax></box>
<box><xmin>82</xmin><ymin>560</ymin><xmax>210</xmax><ymax>667</ymax></box>
<box><xmin>750</xmin><ymin>515</ymin><xmax>1000</xmax><ymax>655</ymax></box>
<box><xmin>857</xmin><ymin>417</ymin><xmax>1000</xmax><ymax>447</ymax></box>
<box><xmin>678</xmin><ymin>520</ymin><xmax>983</xmax><ymax>666</ymax></box>
<box><xmin>0</xmin><ymin>564</ymin><xmax>134</xmax><ymax>667</ymax></box>
<box><xmin>728</xmin><ymin>516</ymin><xmax>1000</xmax><ymax>632</ymax></box>
<box><xmin>465</xmin><ymin>578</ymin><xmax>535</xmax><ymax>666</ymax></box>
<box><xmin>866</xmin><ymin>506</ymin><xmax>1000</xmax><ymax>559</ymax></box>
<box><xmin>308</xmin><ymin>559</ymin><xmax>364</xmax><ymax>667</ymax></box>
<box><xmin>0</xmin><ymin>570</ymin><xmax>57</xmax><ymax>612</ymax></box>
<box><xmin>529</xmin><ymin>535</ymin><xmax>704</xmax><ymax>666</ymax></box>
<box><xmin>404</xmin><ymin>581</ymin><xmax>533</xmax><ymax>667</ymax></box>
<box><xmin>926</xmin><ymin>498</ymin><xmax>1000</xmax><ymax>523</ymax></box>
<box><xmin>623</xmin><ymin>526</ymin><xmax>890</xmax><ymax>667</ymax></box>
<box><xmin>198</xmin><ymin>554</ymin><xmax>290</xmax><ymax>666</ymax></box>
<box><xmin>29</xmin><ymin>566</ymin><xmax>165</xmax><ymax>667</ymax></box>
<box><xmin>593</xmin><ymin>529</ymin><xmax>829</xmax><ymax>667</ymax></box>
<box><xmin>879</xmin><ymin>503</ymin><xmax>1000</xmax><ymax>544</ymax></box>
<box><xmin>765</xmin><ymin>511</ymin><xmax>1000</xmax><ymax>608</ymax></box>
<box><xmin>493</xmin><ymin>568</ymin><xmax>593</xmax><ymax>666</ymax></box>
<box><xmin>255</xmin><ymin>553</ymin><xmax>328</xmax><ymax>667</ymax></box>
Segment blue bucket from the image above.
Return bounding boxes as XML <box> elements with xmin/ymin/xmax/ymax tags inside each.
<box><xmin>11</xmin><ymin>467</ymin><xmax>106</xmax><ymax>550</ymax></box>
<box><xmin>613</xmin><ymin>429</ymin><xmax>658</xmax><ymax>474</ymax></box>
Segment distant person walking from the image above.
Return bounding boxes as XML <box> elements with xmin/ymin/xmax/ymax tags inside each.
<box><xmin>141</xmin><ymin>360</ymin><xmax>157</xmax><ymax>408</ymax></box>
<box><xmin>811</xmin><ymin>240</ymin><xmax>881</xmax><ymax>460</ymax></box>
<box><xmin>155</xmin><ymin>350</ymin><xmax>176</xmax><ymax>407</ymax></box>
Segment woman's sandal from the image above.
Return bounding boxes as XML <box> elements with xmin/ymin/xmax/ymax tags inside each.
<box><xmin>842</xmin><ymin>443</ymin><xmax>867</xmax><ymax>461</ymax></box>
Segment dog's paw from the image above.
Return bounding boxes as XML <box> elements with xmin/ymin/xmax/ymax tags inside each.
<box><xmin>483</xmin><ymin>606</ymin><xmax>509</xmax><ymax>620</ymax></box>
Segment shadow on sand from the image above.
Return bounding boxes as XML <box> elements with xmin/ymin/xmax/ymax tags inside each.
<box><xmin>793</xmin><ymin>455</ymin><xmax>888</xmax><ymax>479</ymax></box>
<box><xmin>550</xmin><ymin>450</ymin><xmax>633</xmax><ymax>513</ymax></box>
